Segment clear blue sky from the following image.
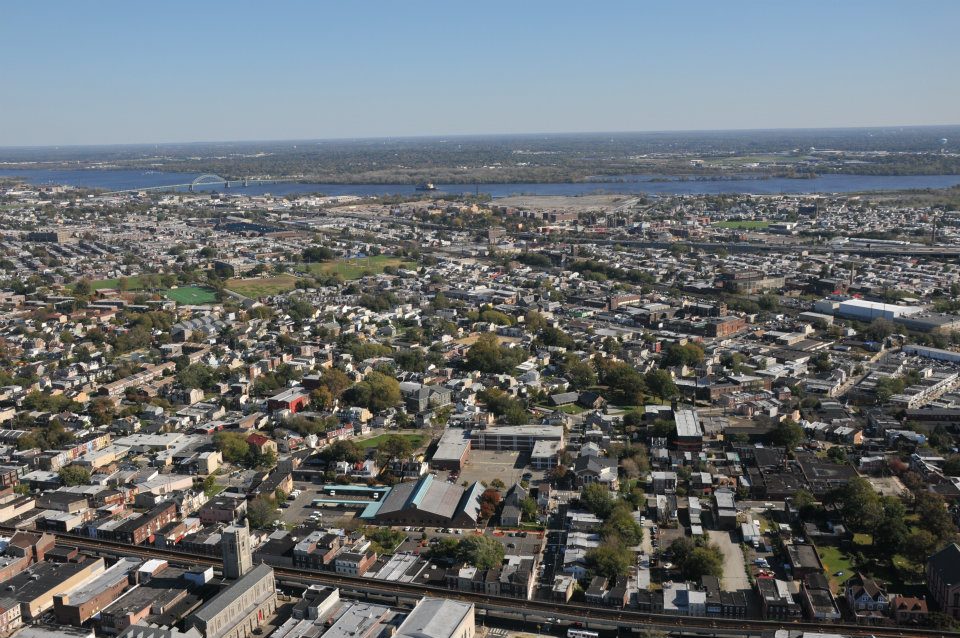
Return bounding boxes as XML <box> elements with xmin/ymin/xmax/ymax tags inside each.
<box><xmin>2</xmin><ymin>0</ymin><xmax>957</xmax><ymax>146</ymax></box>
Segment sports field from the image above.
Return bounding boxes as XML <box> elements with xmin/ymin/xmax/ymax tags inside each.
<box><xmin>163</xmin><ymin>286</ymin><xmax>218</xmax><ymax>304</ymax></box>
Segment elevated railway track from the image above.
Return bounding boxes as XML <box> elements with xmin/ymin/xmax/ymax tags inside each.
<box><xmin>4</xmin><ymin>526</ymin><xmax>955</xmax><ymax>638</ymax></box>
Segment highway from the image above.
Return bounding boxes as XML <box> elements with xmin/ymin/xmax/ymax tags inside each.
<box><xmin>9</xmin><ymin>526</ymin><xmax>958</xmax><ymax>638</ymax></box>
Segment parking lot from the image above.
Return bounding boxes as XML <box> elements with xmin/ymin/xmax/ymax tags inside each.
<box><xmin>708</xmin><ymin>530</ymin><xmax>749</xmax><ymax>591</ymax></box>
<box><xmin>278</xmin><ymin>483</ymin><xmax>359</xmax><ymax>528</ymax></box>
<box><xmin>456</xmin><ymin>449</ymin><xmax>542</xmax><ymax>487</ymax></box>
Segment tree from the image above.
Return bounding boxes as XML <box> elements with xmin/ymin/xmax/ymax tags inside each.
<box><xmin>913</xmin><ymin>491</ymin><xmax>956</xmax><ymax>542</ymax></box>
<box><xmin>378</xmin><ymin>434</ymin><xmax>413</xmax><ymax>462</ymax></box>
<box><xmin>769</xmin><ymin>419</ymin><xmax>804</xmax><ymax>449</ymax></box>
<box><xmin>663</xmin><ymin>342</ymin><xmax>704</xmax><ymax>368</ymax></box>
<box><xmin>346</xmin><ymin>371</ymin><xmax>401</xmax><ymax>412</ymax></box>
<box><xmin>320</xmin><ymin>440</ymin><xmax>364</xmax><ymax>463</ymax></box>
<box><xmin>865</xmin><ymin>318</ymin><xmax>895</xmax><ymax>342</ymax></box>
<box><xmin>602</xmin><ymin>504</ymin><xmax>644</xmax><ymax>546</ymax></box>
<box><xmin>579</xmin><ymin>482</ymin><xmax>615</xmax><ymax>518</ymax></box>
<box><xmin>669</xmin><ymin>537</ymin><xmax>723</xmax><ymax>580</ymax></box>
<box><xmin>89</xmin><ymin>396</ymin><xmax>116</xmax><ymax>426</ymax></box>
<box><xmin>520</xmin><ymin>497</ymin><xmax>538</xmax><ymax>522</ymax></box>
<box><xmin>903</xmin><ymin>528</ymin><xmax>938</xmax><ymax>564</ymax></box>
<box><xmin>213</xmin><ymin>431</ymin><xmax>251</xmax><ymax>464</ymax></box>
<box><xmin>828</xmin><ymin>477</ymin><xmax>882</xmax><ymax>533</ymax></box>
<box><xmin>479</xmin><ymin>488</ymin><xmax>502</xmax><ymax>520</ymax></box>
<box><xmin>644</xmin><ymin>369</ymin><xmax>678</xmax><ymax>401</ymax></box>
<box><xmin>247</xmin><ymin>496</ymin><xmax>278</xmax><ymax>529</ymax></box>
<box><xmin>456</xmin><ymin>535</ymin><xmax>505</xmax><ymax>569</ymax></box>
<box><xmin>177</xmin><ymin>363</ymin><xmax>217</xmax><ymax>390</ymax></box>
<box><xmin>465</xmin><ymin>333</ymin><xmax>526</xmax><ymax>374</ymax></box>
<box><xmin>59</xmin><ymin>465</ymin><xmax>91</xmax><ymax>487</ymax></box>
<box><xmin>302</xmin><ymin>246</ymin><xmax>334</xmax><ymax>262</ymax></box>
<box><xmin>586</xmin><ymin>542</ymin><xmax>632</xmax><ymax>579</ymax></box>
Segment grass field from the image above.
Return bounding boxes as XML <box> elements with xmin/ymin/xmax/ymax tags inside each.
<box><xmin>818</xmin><ymin>544</ymin><xmax>854</xmax><ymax>590</ymax></box>
<box><xmin>357</xmin><ymin>433</ymin><xmax>428</xmax><ymax>450</ymax></box>
<box><xmin>226</xmin><ymin>275</ymin><xmax>298</xmax><ymax>298</ymax></box>
<box><xmin>714</xmin><ymin>220</ymin><xmax>770</xmax><ymax>230</ymax></box>
<box><xmin>163</xmin><ymin>286</ymin><xmax>218</xmax><ymax>305</ymax></box>
<box><xmin>297</xmin><ymin>255</ymin><xmax>415</xmax><ymax>280</ymax></box>
<box><xmin>89</xmin><ymin>276</ymin><xmax>145</xmax><ymax>291</ymax></box>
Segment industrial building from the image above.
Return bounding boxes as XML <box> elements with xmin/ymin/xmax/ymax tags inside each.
<box><xmin>369</xmin><ymin>474</ymin><xmax>483</xmax><ymax>527</ymax></box>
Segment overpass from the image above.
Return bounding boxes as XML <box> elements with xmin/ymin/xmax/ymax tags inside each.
<box><xmin>12</xmin><ymin>526</ymin><xmax>958</xmax><ymax>638</ymax></box>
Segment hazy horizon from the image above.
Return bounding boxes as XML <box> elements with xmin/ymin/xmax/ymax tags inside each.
<box><xmin>2</xmin><ymin>1</ymin><xmax>958</xmax><ymax>147</ymax></box>
<box><xmin>0</xmin><ymin>123</ymin><xmax>958</xmax><ymax>152</ymax></box>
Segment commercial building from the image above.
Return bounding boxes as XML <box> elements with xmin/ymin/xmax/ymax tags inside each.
<box><xmin>469</xmin><ymin>425</ymin><xmax>564</xmax><ymax>452</ymax></box>
<box><xmin>188</xmin><ymin>563</ymin><xmax>277</xmax><ymax>638</ymax></box>
<box><xmin>53</xmin><ymin>557</ymin><xmax>140</xmax><ymax>625</ymax></box>
<box><xmin>7</xmin><ymin>558</ymin><xmax>105</xmax><ymax>620</ymax></box>
<box><xmin>371</xmin><ymin>475</ymin><xmax>482</xmax><ymax>527</ymax></box>
<box><xmin>431</xmin><ymin>429</ymin><xmax>471</xmax><ymax>471</ymax></box>
<box><xmin>395</xmin><ymin>598</ymin><xmax>474</xmax><ymax>638</ymax></box>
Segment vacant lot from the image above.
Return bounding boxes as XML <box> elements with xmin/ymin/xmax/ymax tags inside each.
<box><xmin>356</xmin><ymin>433</ymin><xmax>428</xmax><ymax>451</ymax></box>
<box><xmin>708</xmin><ymin>530</ymin><xmax>749</xmax><ymax>591</ymax></box>
<box><xmin>714</xmin><ymin>220</ymin><xmax>770</xmax><ymax>229</ymax></box>
<box><xmin>227</xmin><ymin>275</ymin><xmax>297</xmax><ymax>298</ymax></box>
<box><xmin>297</xmin><ymin>255</ymin><xmax>415</xmax><ymax>280</ymax></box>
<box><xmin>89</xmin><ymin>276</ymin><xmax>145</xmax><ymax>291</ymax></box>
<box><xmin>163</xmin><ymin>286</ymin><xmax>217</xmax><ymax>305</ymax></box>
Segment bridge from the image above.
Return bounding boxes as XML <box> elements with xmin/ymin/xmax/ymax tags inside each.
<box><xmin>12</xmin><ymin>526</ymin><xmax>957</xmax><ymax>638</ymax></box>
<box><xmin>102</xmin><ymin>173</ymin><xmax>298</xmax><ymax>195</ymax></box>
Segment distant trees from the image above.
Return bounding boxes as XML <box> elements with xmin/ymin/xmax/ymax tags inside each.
<box><xmin>302</xmin><ymin>246</ymin><xmax>335</xmax><ymax>262</ymax></box>
<box><xmin>465</xmin><ymin>333</ymin><xmax>527</xmax><ymax>373</ymax></box>
<box><xmin>769</xmin><ymin>419</ymin><xmax>804</xmax><ymax>449</ymax></box>
<box><xmin>478</xmin><ymin>388</ymin><xmax>528</xmax><ymax>425</ymax></box>
<box><xmin>663</xmin><ymin>343</ymin><xmax>705</xmax><ymax>368</ymax></box>
<box><xmin>59</xmin><ymin>465</ymin><xmax>91</xmax><ymax>487</ymax></box>
<box><xmin>343</xmin><ymin>371</ymin><xmax>401</xmax><ymax>412</ymax></box>
<box><xmin>213</xmin><ymin>431</ymin><xmax>250</xmax><ymax>464</ymax></box>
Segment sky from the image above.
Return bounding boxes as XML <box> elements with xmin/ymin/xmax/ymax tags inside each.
<box><xmin>1</xmin><ymin>0</ymin><xmax>958</xmax><ymax>147</ymax></box>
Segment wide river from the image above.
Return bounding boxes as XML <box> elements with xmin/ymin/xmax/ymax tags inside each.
<box><xmin>3</xmin><ymin>168</ymin><xmax>960</xmax><ymax>197</ymax></box>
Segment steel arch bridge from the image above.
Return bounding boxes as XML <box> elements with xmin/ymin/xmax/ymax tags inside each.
<box><xmin>189</xmin><ymin>174</ymin><xmax>227</xmax><ymax>191</ymax></box>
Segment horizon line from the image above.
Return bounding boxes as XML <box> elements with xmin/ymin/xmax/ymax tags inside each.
<box><xmin>1</xmin><ymin>122</ymin><xmax>959</xmax><ymax>151</ymax></box>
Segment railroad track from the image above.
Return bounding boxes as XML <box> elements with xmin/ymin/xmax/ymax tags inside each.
<box><xmin>7</xmin><ymin>526</ymin><xmax>953</xmax><ymax>638</ymax></box>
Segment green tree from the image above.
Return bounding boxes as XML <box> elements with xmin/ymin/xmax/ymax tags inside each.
<box><xmin>602</xmin><ymin>503</ymin><xmax>644</xmax><ymax>546</ymax></box>
<box><xmin>247</xmin><ymin>496</ymin><xmax>278</xmax><ymax>529</ymax></box>
<box><xmin>89</xmin><ymin>396</ymin><xmax>117</xmax><ymax>426</ymax></box>
<box><xmin>579</xmin><ymin>482</ymin><xmax>615</xmax><ymax>518</ymax></box>
<box><xmin>346</xmin><ymin>371</ymin><xmax>401</xmax><ymax>412</ymax></box>
<box><xmin>663</xmin><ymin>342</ymin><xmax>705</xmax><ymax>368</ymax></box>
<box><xmin>520</xmin><ymin>497</ymin><xmax>538</xmax><ymax>522</ymax></box>
<box><xmin>644</xmin><ymin>369</ymin><xmax>678</xmax><ymax>401</ymax></box>
<box><xmin>213</xmin><ymin>431</ymin><xmax>251</xmax><ymax>464</ymax></box>
<box><xmin>456</xmin><ymin>535</ymin><xmax>505</xmax><ymax>569</ymax></box>
<box><xmin>769</xmin><ymin>419</ymin><xmax>804</xmax><ymax>449</ymax></box>
<box><xmin>59</xmin><ymin>465</ymin><xmax>91</xmax><ymax>487</ymax></box>
<box><xmin>586</xmin><ymin>542</ymin><xmax>632</xmax><ymax>579</ymax></box>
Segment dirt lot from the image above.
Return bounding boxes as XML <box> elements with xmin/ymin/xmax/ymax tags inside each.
<box><xmin>494</xmin><ymin>194</ymin><xmax>630</xmax><ymax>211</ymax></box>
<box><xmin>708</xmin><ymin>529</ymin><xmax>750</xmax><ymax>591</ymax></box>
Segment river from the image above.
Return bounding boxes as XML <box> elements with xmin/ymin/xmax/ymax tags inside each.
<box><xmin>3</xmin><ymin>168</ymin><xmax>960</xmax><ymax>197</ymax></box>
